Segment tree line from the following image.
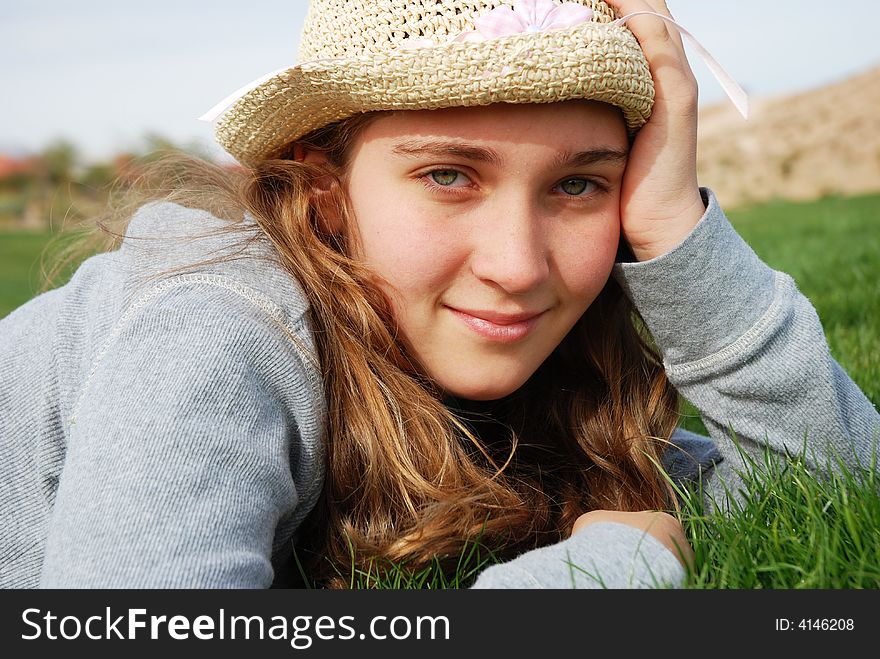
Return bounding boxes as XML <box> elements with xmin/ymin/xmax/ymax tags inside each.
<box><xmin>0</xmin><ymin>136</ymin><xmax>215</xmax><ymax>230</ymax></box>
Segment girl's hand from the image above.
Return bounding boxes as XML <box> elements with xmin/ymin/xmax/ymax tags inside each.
<box><xmin>604</xmin><ymin>0</ymin><xmax>705</xmax><ymax>262</ymax></box>
<box><xmin>572</xmin><ymin>509</ymin><xmax>695</xmax><ymax>569</ymax></box>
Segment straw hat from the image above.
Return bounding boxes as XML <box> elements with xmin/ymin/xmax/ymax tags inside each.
<box><xmin>211</xmin><ymin>0</ymin><xmax>654</xmax><ymax>166</ymax></box>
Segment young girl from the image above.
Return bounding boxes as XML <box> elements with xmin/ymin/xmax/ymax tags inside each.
<box><xmin>1</xmin><ymin>0</ymin><xmax>877</xmax><ymax>589</ymax></box>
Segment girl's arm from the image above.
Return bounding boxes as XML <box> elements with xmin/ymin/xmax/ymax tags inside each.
<box><xmin>40</xmin><ymin>283</ymin><xmax>322</xmax><ymax>588</ymax></box>
<box><xmin>471</xmin><ymin>519</ymin><xmax>688</xmax><ymax>589</ymax></box>
<box><xmin>614</xmin><ymin>189</ymin><xmax>880</xmax><ymax>502</ymax></box>
<box><xmin>601</xmin><ymin>0</ymin><xmax>878</xmax><ymax>491</ymax></box>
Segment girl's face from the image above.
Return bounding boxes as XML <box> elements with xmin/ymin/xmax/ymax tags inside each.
<box><xmin>344</xmin><ymin>101</ymin><xmax>628</xmax><ymax>400</ymax></box>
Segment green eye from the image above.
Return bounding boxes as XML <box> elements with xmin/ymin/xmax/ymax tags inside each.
<box><xmin>560</xmin><ymin>178</ymin><xmax>590</xmax><ymax>195</ymax></box>
<box><xmin>430</xmin><ymin>170</ymin><xmax>459</xmax><ymax>186</ymax></box>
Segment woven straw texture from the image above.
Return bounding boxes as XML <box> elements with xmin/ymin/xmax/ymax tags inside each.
<box><xmin>215</xmin><ymin>0</ymin><xmax>653</xmax><ymax>165</ymax></box>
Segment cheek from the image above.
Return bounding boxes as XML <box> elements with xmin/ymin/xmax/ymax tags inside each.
<box><xmin>347</xmin><ymin>177</ymin><xmax>459</xmax><ymax>297</ymax></box>
<box><xmin>554</xmin><ymin>214</ymin><xmax>620</xmax><ymax>301</ymax></box>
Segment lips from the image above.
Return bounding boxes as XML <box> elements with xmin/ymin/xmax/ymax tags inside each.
<box><xmin>446</xmin><ymin>306</ymin><xmax>545</xmax><ymax>343</ymax></box>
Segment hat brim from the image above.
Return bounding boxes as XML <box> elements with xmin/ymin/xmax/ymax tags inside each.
<box><xmin>216</xmin><ymin>21</ymin><xmax>653</xmax><ymax>166</ymax></box>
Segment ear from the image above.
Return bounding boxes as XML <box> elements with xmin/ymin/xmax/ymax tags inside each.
<box><xmin>291</xmin><ymin>143</ymin><xmax>344</xmax><ymax>235</ymax></box>
<box><xmin>291</xmin><ymin>142</ymin><xmax>327</xmax><ymax>166</ymax></box>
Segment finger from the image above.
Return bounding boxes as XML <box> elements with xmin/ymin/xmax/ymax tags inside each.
<box><xmin>602</xmin><ymin>0</ymin><xmax>686</xmax><ymax>64</ymax></box>
<box><xmin>603</xmin><ymin>0</ymin><xmax>698</xmax><ymax>107</ymax></box>
<box><xmin>640</xmin><ymin>0</ymin><xmax>687</xmax><ymax>56</ymax></box>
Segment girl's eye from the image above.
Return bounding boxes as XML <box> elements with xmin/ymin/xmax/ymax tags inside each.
<box><xmin>558</xmin><ymin>178</ymin><xmax>597</xmax><ymax>196</ymax></box>
<box><xmin>428</xmin><ymin>169</ymin><xmax>467</xmax><ymax>187</ymax></box>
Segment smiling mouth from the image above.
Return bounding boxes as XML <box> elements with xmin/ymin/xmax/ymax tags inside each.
<box><xmin>447</xmin><ymin>307</ymin><xmax>545</xmax><ymax>343</ymax></box>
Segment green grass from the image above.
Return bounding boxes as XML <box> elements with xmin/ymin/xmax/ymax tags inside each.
<box><xmin>295</xmin><ymin>443</ymin><xmax>880</xmax><ymax>589</ymax></box>
<box><xmin>2</xmin><ymin>192</ymin><xmax>878</xmax><ymax>588</ymax></box>
<box><xmin>0</xmin><ymin>231</ymin><xmax>55</xmax><ymax>317</ymax></box>
<box><xmin>294</xmin><ymin>535</ymin><xmax>502</xmax><ymax>590</ymax></box>
<box><xmin>0</xmin><ymin>229</ymin><xmax>91</xmax><ymax>319</ymax></box>
<box><xmin>679</xmin><ymin>441</ymin><xmax>880</xmax><ymax>589</ymax></box>
<box><xmin>672</xmin><ymin>193</ymin><xmax>880</xmax><ymax>588</ymax></box>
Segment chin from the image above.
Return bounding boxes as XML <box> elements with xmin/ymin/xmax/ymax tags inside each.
<box><xmin>438</xmin><ymin>372</ymin><xmax>531</xmax><ymax>402</ymax></box>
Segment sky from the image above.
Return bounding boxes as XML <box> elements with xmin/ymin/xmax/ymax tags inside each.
<box><xmin>2</xmin><ymin>0</ymin><xmax>879</xmax><ymax>164</ymax></box>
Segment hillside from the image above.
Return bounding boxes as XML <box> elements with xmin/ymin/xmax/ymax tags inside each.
<box><xmin>697</xmin><ymin>64</ymin><xmax>880</xmax><ymax>208</ymax></box>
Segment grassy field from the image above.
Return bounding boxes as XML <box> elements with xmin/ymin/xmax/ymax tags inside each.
<box><xmin>1</xmin><ymin>192</ymin><xmax>878</xmax><ymax>588</ymax></box>
<box><xmin>300</xmin><ymin>444</ymin><xmax>880</xmax><ymax>589</ymax></box>
<box><xmin>0</xmin><ymin>231</ymin><xmax>59</xmax><ymax>317</ymax></box>
<box><xmin>0</xmin><ymin>229</ymin><xmax>92</xmax><ymax>319</ymax></box>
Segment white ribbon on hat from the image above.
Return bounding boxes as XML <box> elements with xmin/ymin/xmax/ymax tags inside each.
<box><xmin>198</xmin><ymin>10</ymin><xmax>749</xmax><ymax>123</ymax></box>
<box><xmin>611</xmin><ymin>11</ymin><xmax>749</xmax><ymax>119</ymax></box>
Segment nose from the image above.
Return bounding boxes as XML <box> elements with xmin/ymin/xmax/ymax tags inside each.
<box><xmin>468</xmin><ymin>197</ymin><xmax>550</xmax><ymax>295</ymax></box>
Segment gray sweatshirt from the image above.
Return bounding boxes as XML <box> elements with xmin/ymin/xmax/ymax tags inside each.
<box><xmin>1</xmin><ymin>190</ymin><xmax>877</xmax><ymax>589</ymax></box>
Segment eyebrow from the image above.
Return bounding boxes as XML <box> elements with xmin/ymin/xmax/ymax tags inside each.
<box><xmin>389</xmin><ymin>139</ymin><xmax>628</xmax><ymax>168</ymax></box>
<box><xmin>391</xmin><ymin>140</ymin><xmax>503</xmax><ymax>166</ymax></box>
<box><xmin>551</xmin><ymin>147</ymin><xmax>629</xmax><ymax>168</ymax></box>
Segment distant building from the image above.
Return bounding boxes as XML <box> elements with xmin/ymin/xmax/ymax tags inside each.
<box><xmin>0</xmin><ymin>154</ymin><xmax>36</xmax><ymax>180</ymax></box>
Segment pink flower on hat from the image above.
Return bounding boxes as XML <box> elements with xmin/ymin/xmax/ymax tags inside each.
<box><xmin>400</xmin><ymin>0</ymin><xmax>594</xmax><ymax>49</ymax></box>
<box><xmin>456</xmin><ymin>0</ymin><xmax>594</xmax><ymax>42</ymax></box>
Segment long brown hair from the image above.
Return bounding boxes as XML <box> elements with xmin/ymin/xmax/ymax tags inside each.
<box><xmin>61</xmin><ymin>109</ymin><xmax>680</xmax><ymax>587</ymax></box>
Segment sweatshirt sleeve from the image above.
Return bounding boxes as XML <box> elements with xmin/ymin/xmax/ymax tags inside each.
<box><xmin>614</xmin><ymin>189</ymin><xmax>880</xmax><ymax>505</ymax></box>
<box><xmin>471</xmin><ymin>522</ymin><xmax>686</xmax><ymax>589</ymax></box>
<box><xmin>40</xmin><ymin>281</ymin><xmax>320</xmax><ymax>588</ymax></box>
